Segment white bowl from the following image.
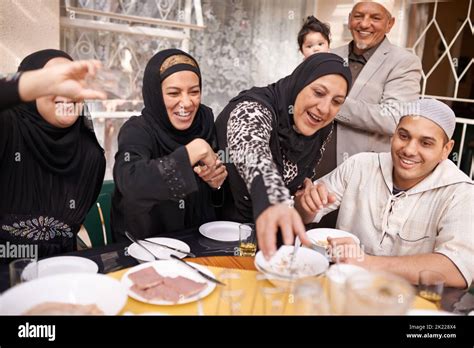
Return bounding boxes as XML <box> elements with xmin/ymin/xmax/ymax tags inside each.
<box><xmin>254</xmin><ymin>245</ymin><xmax>329</xmax><ymax>286</ymax></box>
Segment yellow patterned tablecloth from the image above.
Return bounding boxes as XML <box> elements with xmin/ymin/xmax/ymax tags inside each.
<box><xmin>108</xmin><ymin>266</ymin><xmax>437</xmax><ymax>315</ymax></box>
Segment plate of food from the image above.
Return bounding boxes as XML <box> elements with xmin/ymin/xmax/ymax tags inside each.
<box><xmin>254</xmin><ymin>245</ymin><xmax>329</xmax><ymax>285</ymax></box>
<box><xmin>121</xmin><ymin>260</ymin><xmax>217</xmax><ymax>305</ymax></box>
<box><xmin>127</xmin><ymin>237</ymin><xmax>191</xmax><ymax>262</ymax></box>
<box><xmin>305</xmin><ymin>228</ymin><xmax>360</xmax><ymax>248</ymax></box>
<box><xmin>198</xmin><ymin>221</ymin><xmax>241</xmax><ymax>242</ymax></box>
<box><xmin>0</xmin><ymin>273</ymin><xmax>127</xmax><ymax>315</ymax></box>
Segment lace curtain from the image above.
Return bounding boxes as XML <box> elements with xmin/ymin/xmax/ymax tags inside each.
<box><xmin>190</xmin><ymin>0</ymin><xmax>312</xmax><ymax>114</ymax></box>
<box><xmin>62</xmin><ymin>0</ymin><xmax>313</xmax><ymax>114</ymax></box>
<box><xmin>61</xmin><ymin>0</ymin><xmax>314</xmax><ymax>179</ymax></box>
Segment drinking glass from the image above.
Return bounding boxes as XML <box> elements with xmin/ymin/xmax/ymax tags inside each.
<box><xmin>239</xmin><ymin>223</ymin><xmax>256</xmax><ymax>257</ymax></box>
<box><xmin>418</xmin><ymin>270</ymin><xmax>445</xmax><ymax>309</ymax></box>
<box><xmin>216</xmin><ymin>271</ymin><xmax>246</xmax><ymax>315</ymax></box>
<box><xmin>344</xmin><ymin>271</ymin><xmax>415</xmax><ymax>315</ymax></box>
<box><xmin>9</xmin><ymin>258</ymin><xmax>38</xmax><ymax>287</ymax></box>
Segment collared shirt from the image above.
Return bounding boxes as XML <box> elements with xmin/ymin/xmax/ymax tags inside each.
<box><xmin>312</xmin><ymin>152</ymin><xmax>474</xmax><ymax>287</ymax></box>
<box><xmin>348</xmin><ymin>39</ymin><xmax>384</xmax><ymax>82</ymax></box>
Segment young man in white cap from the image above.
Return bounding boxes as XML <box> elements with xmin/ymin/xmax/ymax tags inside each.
<box><xmin>318</xmin><ymin>1</ymin><xmax>423</xmax><ymax>178</ymax></box>
<box><xmin>295</xmin><ymin>99</ymin><xmax>473</xmax><ymax>289</ymax></box>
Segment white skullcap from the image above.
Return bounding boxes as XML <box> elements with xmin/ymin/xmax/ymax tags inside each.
<box><xmin>353</xmin><ymin>1</ymin><xmax>395</xmax><ymax>16</ymax></box>
<box><xmin>401</xmin><ymin>99</ymin><xmax>456</xmax><ymax>139</ymax></box>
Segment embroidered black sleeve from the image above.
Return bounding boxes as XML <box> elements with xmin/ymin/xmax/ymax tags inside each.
<box><xmin>156</xmin><ymin>146</ymin><xmax>198</xmax><ymax>201</ymax></box>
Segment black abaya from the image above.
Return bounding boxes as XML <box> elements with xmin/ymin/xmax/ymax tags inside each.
<box><xmin>111</xmin><ymin>49</ymin><xmax>218</xmax><ymax>241</ymax></box>
<box><xmin>0</xmin><ymin>49</ymin><xmax>106</xmax><ymax>260</ymax></box>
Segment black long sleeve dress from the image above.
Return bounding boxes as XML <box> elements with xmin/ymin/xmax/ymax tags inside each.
<box><xmin>111</xmin><ymin>48</ymin><xmax>219</xmax><ymax>241</ymax></box>
<box><xmin>0</xmin><ymin>74</ymin><xmax>22</xmax><ymax>112</ymax></box>
<box><xmin>111</xmin><ymin>117</ymin><xmax>217</xmax><ymax>241</ymax></box>
<box><xmin>0</xmin><ymin>50</ymin><xmax>106</xmax><ymax>262</ymax></box>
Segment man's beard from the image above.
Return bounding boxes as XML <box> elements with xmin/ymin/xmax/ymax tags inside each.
<box><xmin>355</xmin><ymin>41</ymin><xmax>369</xmax><ymax>50</ymax></box>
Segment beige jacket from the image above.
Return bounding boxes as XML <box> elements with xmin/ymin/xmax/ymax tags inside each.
<box><xmin>331</xmin><ymin>38</ymin><xmax>422</xmax><ymax>164</ymax></box>
<box><xmin>313</xmin><ymin>152</ymin><xmax>474</xmax><ymax>286</ymax></box>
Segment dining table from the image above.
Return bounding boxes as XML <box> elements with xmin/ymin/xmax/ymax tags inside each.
<box><xmin>0</xmin><ymin>226</ymin><xmax>473</xmax><ymax>315</ymax></box>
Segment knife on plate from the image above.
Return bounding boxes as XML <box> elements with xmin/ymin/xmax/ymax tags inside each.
<box><xmin>143</xmin><ymin>239</ymin><xmax>196</xmax><ymax>258</ymax></box>
<box><xmin>125</xmin><ymin>231</ymin><xmax>159</xmax><ymax>261</ymax></box>
<box><xmin>170</xmin><ymin>254</ymin><xmax>225</xmax><ymax>286</ymax></box>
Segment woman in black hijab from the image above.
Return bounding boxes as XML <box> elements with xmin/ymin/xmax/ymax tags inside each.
<box><xmin>0</xmin><ymin>49</ymin><xmax>106</xmax><ymax>260</ymax></box>
<box><xmin>111</xmin><ymin>49</ymin><xmax>226</xmax><ymax>241</ymax></box>
<box><xmin>215</xmin><ymin>52</ymin><xmax>351</xmax><ymax>258</ymax></box>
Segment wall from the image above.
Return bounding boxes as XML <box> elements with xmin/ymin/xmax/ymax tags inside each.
<box><xmin>0</xmin><ymin>0</ymin><xmax>60</xmax><ymax>73</ymax></box>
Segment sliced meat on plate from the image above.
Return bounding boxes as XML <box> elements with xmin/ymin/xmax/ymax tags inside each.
<box><xmin>128</xmin><ymin>266</ymin><xmax>164</xmax><ymax>289</ymax></box>
<box><xmin>130</xmin><ymin>283</ymin><xmax>180</xmax><ymax>303</ymax></box>
<box><xmin>163</xmin><ymin>276</ymin><xmax>207</xmax><ymax>298</ymax></box>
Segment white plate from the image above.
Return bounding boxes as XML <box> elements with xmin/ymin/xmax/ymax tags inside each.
<box><xmin>0</xmin><ymin>273</ymin><xmax>127</xmax><ymax>315</ymax></box>
<box><xmin>199</xmin><ymin>221</ymin><xmax>241</xmax><ymax>242</ymax></box>
<box><xmin>121</xmin><ymin>260</ymin><xmax>216</xmax><ymax>305</ymax></box>
<box><xmin>33</xmin><ymin>256</ymin><xmax>98</xmax><ymax>278</ymax></box>
<box><xmin>254</xmin><ymin>245</ymin><xmax>329</xmax><ymax>284</ymax></box>
<box><xmin>305</xmin><ymin>228</ymin><xmax>360</xmax><ymax>246</ymax></box>
<box><xmin>127</xmin><ymin>237</ymin><xmax>191</xmax><ymax>262</ymax></box>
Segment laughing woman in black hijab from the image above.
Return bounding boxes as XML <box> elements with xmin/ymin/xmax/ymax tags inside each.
<box><xmin>111</xmin><ymin>49</ymin><xmax>227</xmax><ymax>241</ymax></box>
<box><xmin>215</xmin><ymin>52</ymin><xmax>351</xmax><ymax>258</ymax></box>
<box><xmin>0</xmin><ymin>49</ymin><xmax>106</xmax><ymax>260</ymax></box>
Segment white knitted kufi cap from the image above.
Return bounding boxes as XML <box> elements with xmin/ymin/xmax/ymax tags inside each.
<box><xmin>353</xmin><ymin>1</ymin><xmax>395</xmax><ymax>15</ymax></box>
<box><xmin>401</xmin><ymin>99</ymin><xmax>456</xmax><ymax>139</ymax></box>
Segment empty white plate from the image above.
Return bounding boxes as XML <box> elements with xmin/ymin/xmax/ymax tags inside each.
<box><xmin>127</xmin><ymin>237</ymin><xmax>191</xmax><ymax>262</ymax></box>
<box><xmin>32</xmin><ymin>256</ymin><xmax>98</xmax><ymax>278</ymax></box>
<box><xmin>199</xmin><ymin>221</ymin><xmax>241</xmax><ymax>242</ymax></box>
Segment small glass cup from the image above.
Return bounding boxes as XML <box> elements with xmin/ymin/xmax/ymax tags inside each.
<box><xmin>418</xmin><ymin>270</ymin><xmax>445</xmax><ymax>309</ymax></box>
<box><xmin>260</xmin><ymin>285</ymin><xmax>288</xmax><ymax>315</ymax></box>
<box><xmin>239</xmin><ymin>223</ymin><xmax>256</xmax><ymax>257</ymax></box>
<box><xmin>293</xmin><ymin>278</ymin><xmax>329</xmax><ymax>315</ymax></box>
<box><xmin>216</xmin><ymin>271</ymin><xmax>246</xmax><ymax>315</ymax></box>
<box><xmin>9</xmin><ymin>258</ymin><xmax>38</xmax><ymax>287</ymax></box>
<box><xmin>344</xmin><ymin>271</ymin><xmax>415</xmax><ymax>315</ymax></box>
<box><xmin>326</xmin><ymin>264</ymin><xmax>368</xmax><ymax>315</ymax></box>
